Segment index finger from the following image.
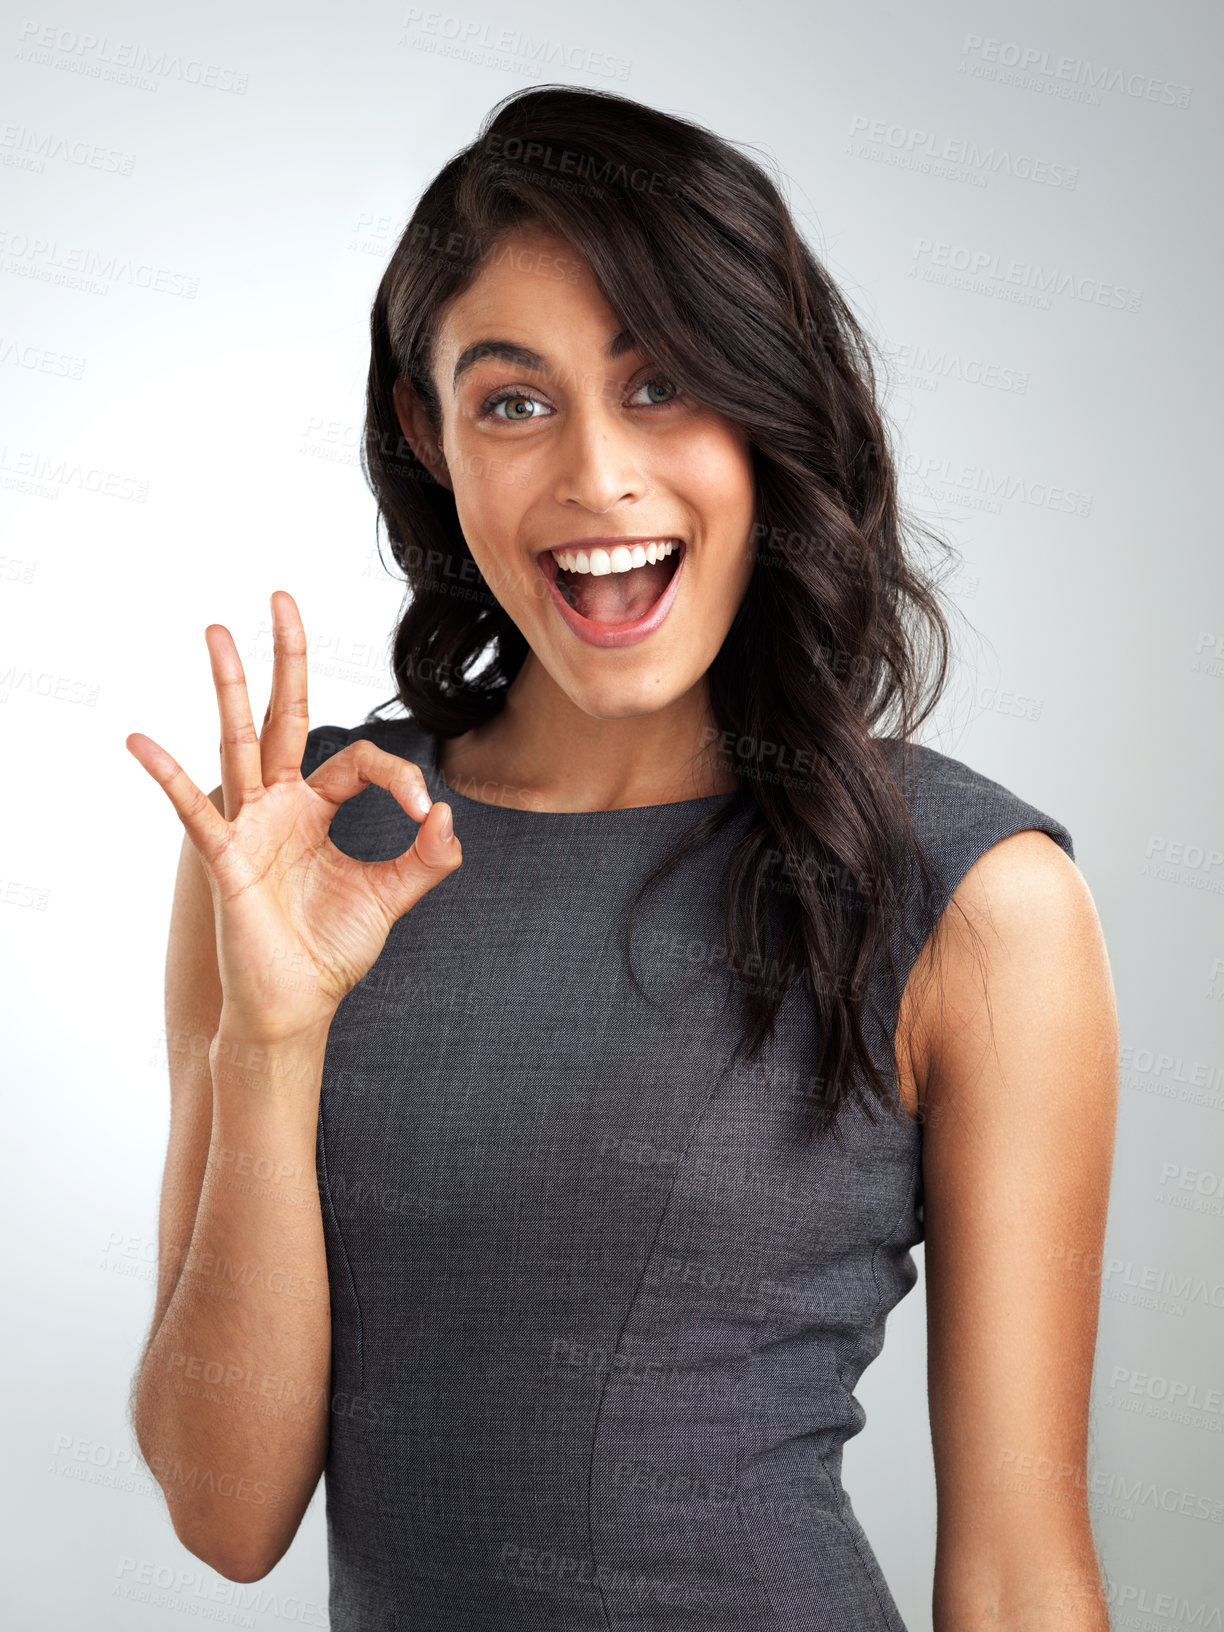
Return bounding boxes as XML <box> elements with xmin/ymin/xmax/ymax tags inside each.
<box><xmin>125</xmin><ymin>733</ymin><xmax>232</xmax><ymax>866</ymax></box>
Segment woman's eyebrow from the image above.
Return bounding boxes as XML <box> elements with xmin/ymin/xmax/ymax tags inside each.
<box><xmin>451</xmin><ymin>328</ymin><xmax>637</xmax><ymax>390</ymax></box>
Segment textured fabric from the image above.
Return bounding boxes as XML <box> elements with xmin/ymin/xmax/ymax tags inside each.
<box><xmin>298</xmin><ymin>716</ymin><xmax>1074</xmax><ymax>1630</ymax></box>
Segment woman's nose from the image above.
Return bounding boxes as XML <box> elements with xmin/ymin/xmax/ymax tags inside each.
<box><xmin>550</xmin><ymin>397</ymin><xmax>649</xmax><ymax>513</ymax></box>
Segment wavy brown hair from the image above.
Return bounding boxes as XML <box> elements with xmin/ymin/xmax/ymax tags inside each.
<box><xmin>359</xmin><ymin>84</ymin><xmax>964</xmax><ymax>1143</ymax></box>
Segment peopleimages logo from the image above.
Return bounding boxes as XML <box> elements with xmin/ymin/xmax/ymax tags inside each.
<box><xmin>114</xmin><ymin>1556</ymin><xmax>327</xmax><ymax>1626</ymax></box>
<box><xmin>0</xmin><ymin>443</ymin><xmax>149</xmax><ymax>501</ymax></box>
<box><xmin>900</xmin><ymin>450</ymin><xmax>1092</xmax><ymax>517</ymax></box>
<box><xmin>1102</xmin><ymin>1581</ymin><xmax>1222</xmax><ymax>1624</ymax></box>
<box><xmin>958</xmin><ymin>34</ymin><xmax>1191</xmax><ymax>109</ymax></box>
<box><xmin>848</xmin><ymin>115</ymin><xmax>1078</xmax><ymax>189</ymax></box>
<box><xmin>398</xmin><ymin>9</ymin><xmax>631</xmax><ymax>81</ymax></box>
<box><xmin>910</xmin><ymin>238</ymin><xmax>1141</xmax><ymax>314</ymax></box>
<box><xmin>15</xmin><ymin>20</ymin><xmax>249</xmax><ymax>94</ymax></box>
<box><xmin>885</xmin><ymin>341</ymin><xmax>1030</xmax><ymax>395</ymax></box>
<box><xmin>0</xmin><ymin>227</ymin><xmax>199</xmax><ymax>298</ymax></box>
<box><xmin>0</xmin><ymin>122</ymin><xmax>136</xmax><ymax>176</ymax></box>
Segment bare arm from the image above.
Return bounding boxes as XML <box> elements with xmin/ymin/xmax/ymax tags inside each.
<box><xmin>143</xmin><ymin>782</ymin><xmax>231</xmax><ymax>1343</ymax></box>
<box><xmin>131</xmin><ymin>800</ymin><xmax>334</xmax><ymax>1580</ymax></box>
<box><xmin>126</xmin><ymin>591</ymin><xmax>462</xmax><ymax>1581</ymax></box>
<box><xmin>909</xmin><ymin>830</ymin><xmax>1119</xmax><ymax>1631</ymax></box>
<box><xmin>134</xmin><ymin>1047</ymin><xmax>333</xmax><ymax>1579</ymax></box>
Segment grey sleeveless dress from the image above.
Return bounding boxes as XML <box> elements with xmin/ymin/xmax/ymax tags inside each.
<box><xmin>298</xmin><ymin>716</ymin><xmax>1074</xmax><ymax>1630</ymax></box>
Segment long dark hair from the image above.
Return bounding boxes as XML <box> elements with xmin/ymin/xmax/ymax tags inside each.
<box><xmin>359</xmin><ymin>84</ymin><xmax>963</xmax><ymax>1143</ymax></box>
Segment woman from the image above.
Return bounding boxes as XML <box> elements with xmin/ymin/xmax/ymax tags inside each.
<box><xmin>127</xmin><ymin>86</ymin><xmax>1119</xmax><ymax>1630</ymax></box>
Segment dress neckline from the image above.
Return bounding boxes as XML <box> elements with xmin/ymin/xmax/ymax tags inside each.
<box><xmin>422</xmin><ymin>727</ymin><xmax>739</xmax><ymax>820</ymax></box>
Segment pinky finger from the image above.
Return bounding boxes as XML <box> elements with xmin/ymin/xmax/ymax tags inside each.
<box><xmin>126</xmin><ymin>732</ymin><xmax>231</xmax><ymax>861</ymax></box>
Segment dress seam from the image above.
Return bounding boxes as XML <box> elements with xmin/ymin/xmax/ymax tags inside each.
<box><xmin>317</xmin><ymin>1106</ymin><xmax>365</xmax><ymax>1393</ymax></box>
<box><xmin>585</xmin><ymin>1034</ymin><xmax>744</xmax><ymax>1632</ymax></box>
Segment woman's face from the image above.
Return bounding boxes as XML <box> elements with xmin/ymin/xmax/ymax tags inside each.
<box><xmin>394</xmin><ymin>224</ymin><xmax>758</xmax><ymax>723</ymax></box>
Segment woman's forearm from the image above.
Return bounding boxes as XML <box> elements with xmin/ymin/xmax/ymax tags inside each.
<box><xmin>133</xmin><ymin>1028</ymin><xmax>333</xmax><ymax>1582</ymax></box>
<box><xmin>934</xmin><ymin>1547</ymin><xmax>1110</xmax><ymax>1631</ymax></box>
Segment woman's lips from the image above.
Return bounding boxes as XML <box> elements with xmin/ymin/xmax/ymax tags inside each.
<box><xmin>538</xmin><ymin>541</ymin><xmax>686</xmax><ymax>650</ymax></box>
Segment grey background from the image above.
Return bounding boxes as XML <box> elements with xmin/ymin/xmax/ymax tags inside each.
<box><xmin>2</xmin><ymin>0</ymin><xmax>1221</xmax><ymax>1625</ymax></box>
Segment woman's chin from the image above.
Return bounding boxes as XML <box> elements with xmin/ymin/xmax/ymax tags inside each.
<box><xmin>546</xmin><ymin>663</ymin><xmax>686</xmax><ymax>724</ymax></box>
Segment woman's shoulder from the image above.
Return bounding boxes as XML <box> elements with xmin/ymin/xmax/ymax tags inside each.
<box><xmin>878</xmin><ymin>737</ymin><xmax>1092</xmax><ymax>1117</ymax></box>
<box><xmin>870</xmin><ymin>734</ymin><xmax>1079</xmax><ymax>972</ymax></box>
<box><xmin>299</xmin><ymin>713</ymin><xmax>433</xmax><ymax>779</ymax></box>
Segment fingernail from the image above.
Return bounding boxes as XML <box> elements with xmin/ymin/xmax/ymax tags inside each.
<box><xmin>438</xmin><ymin>802</ymin><xmax>453</xmax><ymax>840</ymax></box>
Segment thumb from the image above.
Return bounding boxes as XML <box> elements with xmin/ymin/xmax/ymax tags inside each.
<box><xmin>366</xmin><ymin>799</ymin><xmax>462</xmax><ymax>919</ymax></box>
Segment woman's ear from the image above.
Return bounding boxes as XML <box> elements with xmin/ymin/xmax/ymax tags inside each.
<box><xmin>392</xmin><ymin>378</ymin><xmax>452</xmax><ymax>491</ymax></box>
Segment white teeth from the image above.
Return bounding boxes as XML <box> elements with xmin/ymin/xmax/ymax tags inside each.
<box><xmin>551</xmin><ymin>539</ymin><xmax>678</xmax><ymax>575</ymax></box>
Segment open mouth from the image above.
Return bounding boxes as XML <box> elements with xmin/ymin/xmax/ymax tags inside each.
<box><xmin>544</xmin><ymin>539</ymin><xmax>684</xmax><ymax>628</ymax></box>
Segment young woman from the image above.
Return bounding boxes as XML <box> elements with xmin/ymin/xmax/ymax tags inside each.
<box><xmin>128</xmin><ymin>87</ymin><xmax>1119</xmax><ymax>1631</ymax></box>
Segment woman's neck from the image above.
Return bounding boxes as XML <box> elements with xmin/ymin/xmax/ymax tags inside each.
<box><xmin>435</xmin><ymin>657</ymin><xmax>738</xmax><ymax>813</ymax></box>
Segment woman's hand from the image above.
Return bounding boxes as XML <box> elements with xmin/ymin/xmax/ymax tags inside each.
<box><xmin>126</xmin><ymin>589</ymin><xmax>462</xmax><ymax>1046</ymax></box>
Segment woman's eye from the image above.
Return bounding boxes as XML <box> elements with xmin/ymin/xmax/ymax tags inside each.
<box><xmin>478</xmin><ymin>390</ymin><xmax>551</xmax><ymax>422</ymax></box>
<box><xmin>631</xmin><ymin>374</ymin><xmax>682</xmax><ymax>407</ymax></box>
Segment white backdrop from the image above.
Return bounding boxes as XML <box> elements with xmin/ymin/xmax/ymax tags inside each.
<box><xmin>3</xmin><ymin>0</ymin><xmax>1221</xmax><ymax>1626</ymax></box>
